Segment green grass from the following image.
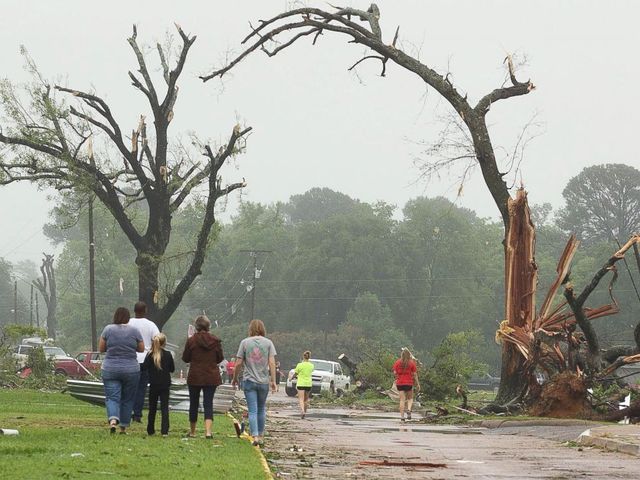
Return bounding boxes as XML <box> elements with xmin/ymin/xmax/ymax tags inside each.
<box><xmin>0</xmin><ymin>389</ymin><xmax>267</xmax><ymax>479</ymax></box>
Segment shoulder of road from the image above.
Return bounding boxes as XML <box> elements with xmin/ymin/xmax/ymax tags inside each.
<box><xmin>471</xmin><ymin>419</ymin><xmax>640</xmax><ymax>456</ymax></box>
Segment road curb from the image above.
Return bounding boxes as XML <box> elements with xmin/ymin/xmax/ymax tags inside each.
<box><xmin>470</xmin><ymin>418</ymin><xmax>599</xmax><ymax>429</ymax></box>
<box><xmin>225</xmin><ymin>413</ymin><xmax>273</xmax><ymax>479</ymax></box>
<box><xmin>578</xmin><ymin>427</ymin><xmax>640</xmax><ymax>457</ymax></box>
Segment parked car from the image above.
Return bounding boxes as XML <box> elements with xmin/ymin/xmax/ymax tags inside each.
<box><xmin>285</xmin><ymin>359</ymin><xmax>350</xmax><ymax>397</ymax></box>
<box><xmin>13</xmin><ymin>345</ymin><xmax>102</xmax><ymax>378</ymax></box>
<box><xmin>13</xmin><ymin>344</ymin><xmax>71</xmax><ymax>368</ymax></box>
<box><xmin>468</xmin><ymin>373</ymin><xmax>501</xmax><ymax>391</ymax></box>
<box><xmin>53</xmin><ymin>352</ymin><xmax>104</xmax><ymax>377</ymax></box>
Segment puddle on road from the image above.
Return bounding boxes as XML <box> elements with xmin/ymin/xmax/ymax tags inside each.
<box><xmin>311</xmin><ymin>412</ymin><xmax>386</xmax><ymax>420</ymax></box>
<box><xmin>368</xmin><ymin>426</ymin><xmax>484</xmax><ymax>434</ymax></box>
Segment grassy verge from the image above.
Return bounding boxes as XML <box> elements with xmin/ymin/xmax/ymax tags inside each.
<box><xmin>0</xmin><ymin>389</ymin><xmax>267</xmax><ymax>479</ymax></box>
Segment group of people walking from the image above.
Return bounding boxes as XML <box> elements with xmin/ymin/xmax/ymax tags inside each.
<box><xmin>99</xmin><ymin>301</ymin><xmax>420</xmax><ymax>442</ymax></box>
<box><xmin>98</xmin><ymin>302</ymin><xmax>160</xmax><ymax>435</ymax></box>
<box><xmin>98</xmin><ymin>304</ymin><xmax>277</xmax><ymax>444</ymax></box>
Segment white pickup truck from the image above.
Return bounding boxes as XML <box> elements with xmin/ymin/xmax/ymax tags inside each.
<box><xmin>285</xmin><ymin>359</ymin><xmax>350</xmax><ymax>397</ymax></box>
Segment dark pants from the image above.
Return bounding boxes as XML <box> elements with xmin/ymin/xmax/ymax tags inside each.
<box><xmin>132</xmin><ymin>365</ymin><xmax>149</xmax><ymax>420</ymax></box>
<box><xmin>147</xmin><ymin>385</ymin><xmax>170</xmax><ymax>435</ymax></box>
<box><xmin>188</xmin><ymin>385</ymin><xmax>216</xmax><ymax>423</ymax></box>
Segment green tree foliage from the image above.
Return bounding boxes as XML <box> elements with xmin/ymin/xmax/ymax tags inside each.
<box><xmin>422</xmin><ymin>330</ymin><xmax>488</xmax><ymax>400</ymax></box>
<box><xmin>338</xmin><ymin>292</ymin><xmax>410</xmax><ymax>357</ymax></box>
<box><xmin>396</xmin><ymin>197</ymin><xmax>503</xmax><ymax>358</ymax></box>
<box><xmin>47</xmin><ymin>188</ymin><xmax>547</xmax><ymax>374</ymax></box>
<box><xmin>0</xmin><ymin>259</ymin><xmax>16</xmax><ymax>327</ymax></box>
<box><xmin>284</xmin><ymin>201</ymin><xmax>401</xmax><ymax>334</ymax></box>
<box><xmin>282</xmin><ymin>187</ymin><xmax>362</xmax><ymax>224</ymax></box>
<box><xmin>557</xmin><ymin>163</ymin><xmax>640</xmax><ymax>245</ymax></box>
<box><xmin>0</xmin><ymin>259</ymin><xmax>32</xmax><ymax>327</ymax></box>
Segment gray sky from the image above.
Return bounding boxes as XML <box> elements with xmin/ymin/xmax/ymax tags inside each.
<box><xmin>1</xmin><ymin>0</ymin><xmax>639</xmax><ymax>264</ymax></box>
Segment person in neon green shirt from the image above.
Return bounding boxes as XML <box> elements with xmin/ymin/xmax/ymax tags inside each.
<box><xmin>293</xmin><ymin>351</ymin><xmax>314</xmax><ymax>419</ymax></box>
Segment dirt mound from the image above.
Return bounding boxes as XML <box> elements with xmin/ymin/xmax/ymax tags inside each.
<box><xmin>528</xmin><ymin>372</ymin><xmax>593</xmax><ymax>418</ymax></box>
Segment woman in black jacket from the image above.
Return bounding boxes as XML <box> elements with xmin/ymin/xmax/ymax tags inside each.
<box><xmin>143</xmin><ymin>333</ymin><xmax>175</xmax><ymax>436</ymax></box>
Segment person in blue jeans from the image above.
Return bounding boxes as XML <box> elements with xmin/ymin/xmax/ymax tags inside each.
<box><xmin>99</xmin><ymin>307</ymin><xmax>144</xmax><ymax>434</ymax></box>
<box><xmin>232</xmin><ymin>319</ymin><xmax>277</xmax><ymax>447</ymax></box>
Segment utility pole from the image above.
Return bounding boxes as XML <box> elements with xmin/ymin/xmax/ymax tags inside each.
<box><xmin>88</xmin><ymin>194</ymin><xmax>97</xmax><ymax>350</ymax></box>
<box><xmin>30</xmin><ymin>284</ymin><xmax>34</xmax><ymax>326</ymax></box>
<box><xmin>88</xmin><ymin>139</ymin><xmax>98</xmax><ymax>350</ymax></box>
<box><xmin>13</xmin><ymin>280</ymin><xmax>18</xmax><ymax>323</ymax></box>
<box><xmin>35</xmin><ymin>293</ymin><xmax>40</xmax><ymax>328</ymax></box>
<box><xmin>239</xmin><ymin>249</ymin><xmax>272</xmax><ymax>321</ymax></box>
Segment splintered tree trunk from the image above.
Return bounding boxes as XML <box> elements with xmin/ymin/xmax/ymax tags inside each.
<box><xmin>33</xmin><ymin>254</ymin><xmax>58</xmax><ymax>339</ymax></box>
<box><xmin>496</xmin><ymin>189</ymin><xmax>537</xmax><ymax>404</ymax></box>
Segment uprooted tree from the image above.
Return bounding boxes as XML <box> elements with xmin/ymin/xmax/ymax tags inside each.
<box><xmin>200</xmin><ymin>3</ymin><xmax>535</xmax><ymax>403</ymax></box>
<box><xmin>0</xmin><ymin>25</ymin><xmax>251</xmax><ymax>330</ymax></box>
<box><xmin>495</xmin><ymin>189</ymin><xmax>640</xmax><ymax>417</ymax></box>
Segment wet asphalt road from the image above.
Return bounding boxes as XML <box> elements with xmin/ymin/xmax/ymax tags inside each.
<box><xmin>261</xmin><ymin>391</ymin><xmax>640</xmax><ymax>479</ymax></box>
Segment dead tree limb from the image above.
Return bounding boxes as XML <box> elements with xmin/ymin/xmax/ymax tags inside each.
<box><xmin>201</xmin><ymin>4</ymin><xmax>535</xmax><ymax>231</ymax></box>
<box><xmin>563</xmin><ymin>235</ymin><xmax>639</xmax><ymax>371</ymax></box>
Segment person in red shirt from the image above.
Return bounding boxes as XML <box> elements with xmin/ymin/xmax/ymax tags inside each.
<box><xmin>392</xmin><ymin>348</ymin><xmax>420</xmax><ymax>422</ymax></box>
<box><xmin>226</xmin><ymin>357</ymin><xmax>236</xmax><ymax>384</ymax></box>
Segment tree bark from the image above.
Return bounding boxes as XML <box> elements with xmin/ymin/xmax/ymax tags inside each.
<box><xmin>136</xmin><ymin>251</ymin><xmax>161</xmax><ymax>320</ymax></box>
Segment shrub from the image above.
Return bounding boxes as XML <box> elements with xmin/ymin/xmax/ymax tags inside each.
<box><xmin>421</xmin><ymin>330</ymin><xmax>488</xmax><ymax>401</ymax></box>
<box><xmin>357</xmin><ymin>351</ymin><xmax>396</xmax><ymax>390</ymax></box>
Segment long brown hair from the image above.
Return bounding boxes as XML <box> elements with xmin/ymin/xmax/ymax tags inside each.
<box><xmin>150</xmin><ymin>333</ymin><xmax>167</xmax><ymax>370</ymax></box>
<box><xmin>303</xmin><ymin>350</ymin><xmax>311</xmax><ymax>361</ymax></box>
<box><xmin>248</xmin><ymin>319</ymin><xmax>266</xmax><ymax>337</ymax></box>
<box><xmin>400</xmin><ymin>348</ymin><xmax>412</xmax><ymax>369</ymax></box>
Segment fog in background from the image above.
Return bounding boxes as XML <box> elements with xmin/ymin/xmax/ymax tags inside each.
<box><xmin>1</xmin><ymin>0</ymin><xmax>639</xmax><ymax>263</ymax></box>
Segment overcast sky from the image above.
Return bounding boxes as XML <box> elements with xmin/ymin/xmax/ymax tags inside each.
<box><xmin>1</xmin><ymin>0</ymin><xmax>639</xmax><ymax>264</ymax></box>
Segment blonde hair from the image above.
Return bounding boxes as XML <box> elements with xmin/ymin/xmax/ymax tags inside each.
<box><xmin>248</xmin><ymin>319</ymin><xmax>266</xmax><ymax>337</ymax></box>
<box><xmin>303</xmin><ymin>351</ymin><xmax>311</xmax><ymax>360</ymax></box>
<box><xmin>150</xmin><ymin>333</ymin><xmax>167</xmax><ymax>370</ymax></box>
<box><xmin>400</xmin><ymin>348</ymin><xmax>412</xmax><ymax>368</ymax></box>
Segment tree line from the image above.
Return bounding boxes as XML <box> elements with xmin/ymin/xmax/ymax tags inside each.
<box><xmin>2</xmin><ymin>164</ymin><xmax>638</xmax><ymax>372</ymax></box>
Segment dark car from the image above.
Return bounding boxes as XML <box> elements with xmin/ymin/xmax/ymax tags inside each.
<box><xmin>468</xmin><ymin>373</ymin><xmax>500</xmax><ymax>391</ymax></box>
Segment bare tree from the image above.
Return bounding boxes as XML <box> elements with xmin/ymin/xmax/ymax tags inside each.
<box><xmin>33</xmin><ymin>254</ymin><xmax>57</xmax><ymax>338</ymax></box>
<box><xmin>0</xmin><ymin>25</ymin><xmax>251</xmax><ymax>330</ymax></box>
<box><xmin>201</xmin><ymin>4</ymin><xmax>535</xmax><ymax>403</ymax></box>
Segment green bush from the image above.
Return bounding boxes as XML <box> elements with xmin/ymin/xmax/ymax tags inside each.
<box><xmin>0</xmin><ymin>324</ymin><xmax>63</xmax><ymax>390</ymax></box>
<box><xmin>26</xmin><ymin>345</ymin><xmax>54</xmax><ymax>377</ymax></box>
<box><xmin>421</xmin><ymin>330</ymin><xmax>488</xmax><ymax>401</ymax></box>
<box><xmin>0</xmin><ymin>324</ymin><xmax>46</xmax><ymax>387</ymax></box>
<box><xmin>357</xmin><ymin>350</ymin><xmax>396</xmax><ymax>390</ymax></box>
